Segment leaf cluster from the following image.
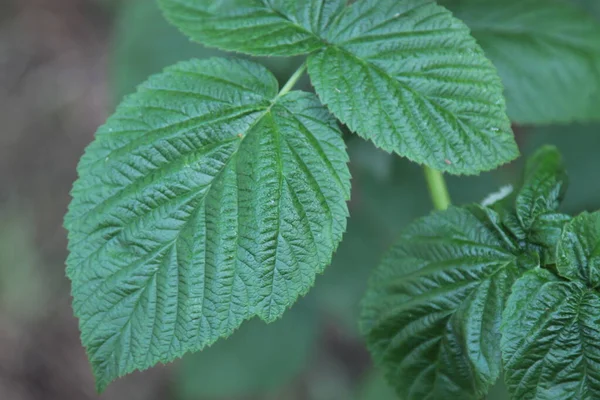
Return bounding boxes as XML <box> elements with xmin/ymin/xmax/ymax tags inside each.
<box><xmin>361</xmin><ymin>146</ymin><xmax>600</xmax><ymax>400</ymax></box>
<box><xmin>64</xmin><ymin>0</ymin><xmax>600</xmax><ymax>393</ymax></box>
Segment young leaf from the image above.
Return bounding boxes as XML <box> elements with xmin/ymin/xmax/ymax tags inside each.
<box><xmin>557</xmin><ymin>211</ymin><xmax>600</xmax><ymax>287</ymax></box>
<box><xmin>65</xmin><ymin>58</ymin><xmax>350</xmax><ymax>391</ymax></box>
<box><xmin>158</xmin><ymin>0</ymin><xmax>345</xmax><ymax>56</ymax></box>
<box><xmin>516</xmin><ymin>145</ymin><xmax>568</xmax><ymax>230</ymax></box>
<box><xmin>442</xmin><ymin>0</ymin><xmax>600</xmax><ymax>124</ymax></box>
<box><xmin>361</xmin><ymin>206</ymin><xmax>527</xmax><ymax>400</ymax></box>
<box><xmin>308</xmin><ymin>0</ymin><xmax>518</xmax><ymax>175</ymax></box>
<box><xmin>501</xmin><ymin>268</ymin><xmax>600</xmax><ymax>400</ymax></box>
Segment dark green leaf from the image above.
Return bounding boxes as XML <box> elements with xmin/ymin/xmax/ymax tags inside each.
<box><xmin>160</xmin><ymin>0</ymin><xmax>518</xmax><ymax>175</ymax></box>
<box><xmin>501</xmin><ymin>268</ymin><xmax>600</xmax><ymax>400</ymax></box>
<box><xmin>111</xmin><ymin>0</ymin><xmax>303</xmax><ymax>104</ymax></box>
<box><xmin>65</xmin><ymin>58</ymin><xmax>350</xmax><ymax>391</ymax></box>
<box><xmin>508</xmin><ymin>145</ymin><xmax>571</xmax><ymax>262</ymax></box>
<box><xmin>158</xmin><ymin>0</ymin><xmax>345</xmax><ymax>56</ymax></box>
<box><xmin>308</xmin><ymin>0</ymin><xmax>518</xmax><ymax>175</ymax></box>
<box><xmin>516</xmin><ymin>145</ymin><xmax>568</xmax><ymax>230</ymax></box>
<box><xmin>361</xmin><ymin>206</ymin><xmax>525</xmax><ymax>400</ymax></box>
<box><xmin>557</xmin><ymin>211</ymin><xmax>600</xmax><ymax>287</ymax></box>
<box><xmin>443</xmin><ymin>0</ymin><xmax>600</xmax><ymax>124</ymax></box>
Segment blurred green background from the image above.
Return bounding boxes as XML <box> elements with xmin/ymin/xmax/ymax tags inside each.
<box><xmin>0</xmin><ymin>0</ymin><xmax>599</xmax><ymax>399</ymax></box>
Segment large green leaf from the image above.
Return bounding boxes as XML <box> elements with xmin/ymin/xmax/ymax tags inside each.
<box><xmin>361</xmin><ymin>206</ymin><xmax>526</xmax><ymax>400</ymax></box>
<box><xmin>557</xmin><ymin>211</ymin><xmax>600</xmax><ymax>288</ymax></box>
<box><xmin>307</xmin><ymin>0</ymin><xmax>518</xmax><ymax>175</ymax></box>
<box><xmin>160</xmin><ymin>0</ymin><xmax>518</xmax><ymax>175</ymax></box>
<box><xmin>443</xmin><ymin>0</ymin><xmax>600</xmax><ymax>124</ymax></box>
<box><xmin>501</xmin><ymin>268</ymin><xmax>600</xmax><ymax>400</ymax></box>
<box><xmin>158</xmin><ymin>0</ymin><xmax>345</xmax><ymax>56</ymax></box>
<box><xmin>65</xmin><ymin>58</ymin><xmax>350</xmax><ymax>391</ymax></box>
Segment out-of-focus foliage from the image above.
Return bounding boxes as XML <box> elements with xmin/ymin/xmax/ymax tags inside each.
<box><xmin>176</xmin><ymin>299</ymin><xmax>318</xmax><ymax>399</ymax></box>
<box><xmin>0</xmin><ymin>207</ymin><xmax>46</xmax><ymax>320</ymax></box>
<box><xmin>443</xmin><ymin>0</ymin><xmax>600</xmax><ymax>124</ymax></box>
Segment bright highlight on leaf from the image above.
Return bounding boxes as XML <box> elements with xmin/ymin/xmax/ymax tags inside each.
<box><xmin>502</xmin><ymin>268</ymin><xmax>600</xmax><ymax>400</ymax></box>
<box><xmin>361</xmin><ymin>206</ymin><xmax>525</xmax><ymax>400</ymax></box>
<box><xmin>65</xmin><ymin>58</ymin><xmax>350</xmax><ymax>391</ymax></box>
<box><xmin>159</xmin><ymin>0</ymin><xmax>519</xmax><ymax>175</ymax></box>
<box><xmin>443</xmin><ymin>0</ymin><xmax>600</xmax><ymax>124</ymax></box>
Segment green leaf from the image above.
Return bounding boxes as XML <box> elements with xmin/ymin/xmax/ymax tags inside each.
<box><xmin>65</xmin><ymin>58</ymin><xmax>350</xmax><ymax>391</ymax></box>
<box><xmin>111</xmin><ymin>0</ymin><xmax>301</xmax><ymax>104</ymax></box>
<box><xmin>557</xmin><ymin>211</ymin><xmax>600</xmax><ymax>287</ymax></box>
<box><xmin>509</xmin><ymin>145</ymin><xmax>570</xmax><ymax>262</ymax></box>
<box><xmin>516</xmin><ymin>145</ymin><xmax>568</xmax><ymax>230</ymax></box>
<box><xmin>160</xmin><ymin>0</ymin><xmax>518</xmax><ymax>175</ymax></box>
<box><xmin>308</xmin><ymin>0</ymin><xmax>518</xmax><ymax>175</ymax></box>
<box><xmin>176</xmin><ymin>300</ymin><xmax>317</xmax><ymax>399</ymax></box>
<box><xmin>158</xmin><ymin>0</ymin><xmax>345</xmax><ymax>56</ymax></box>
<box><xmin>443</xmin><ymin>0</ymin><xmax>600</xmax><ymax>124</ymax></box>
<box><xmin>361</xmin><ymin>206</ymin><xmax>526</xmax><ymax>400</ymax></box>
<box><xmin>528</xmin><ymin>212</ymin><xmax>572</xmax><ymax>264</ymax></box>
<box><xmin>501</xmin><ymin>268</ymin><xmax>600</xmax><ymax>400</ymax></box>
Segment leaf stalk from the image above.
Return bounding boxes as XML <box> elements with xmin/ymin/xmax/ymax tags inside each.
<box><xmin>424</xmin><ymin>166</ymin><xmax>451</xmax><ymax>210</ymax></box>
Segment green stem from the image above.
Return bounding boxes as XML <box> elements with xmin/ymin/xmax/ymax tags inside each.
<box><xmin>277</xmin><ymin>62</ymin><xmax>307</xmax><ymax>97</ymax></box>
<box><xmin>424</xmin><ymin>166</ymin><xmax>451</xmax><ymax>211</ymax></box>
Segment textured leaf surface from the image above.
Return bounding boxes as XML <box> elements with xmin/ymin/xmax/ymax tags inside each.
<box><xmin>443</xmin><ymin>0</ymin><xmax>600</xmax><ymax>124</ymax></box>
<box><xmin>516</xmin><ymin>145</ymin><xmax>568</xmax><ymax>230</ymax></box>
<box><xmin>361</xmin><ymin>206</ymin><xmax>524</xmax><ymax>400</ymax></box>
<box><xmin>65</xmin><ymin>58</ymin><xmax>350</xmax><ymax>390</ymax></box>
<box><xmin>502</xmin><ymin>268</ymin><xmax>600</xmax><ymax>400</ymax></box>
<box><xmin>161</xmin><ymin>0</ymin><xmax>518</xmax><ymax>174</ymax></box>
<box><xmin>557</xmin><ymin>211</ymin><xmax>600</xmax><ymax>287</ymax></box>
<box><xmin>308</xmin><ymin>0</ymin><xmax>518</xmax><ymax>174</ymax></box>
<box><xmin>158</xmin><ymin>0</ymin><xmax>345</xmax><ymax>56</ymax></box>
<box><xmin>110</xmin><ymin>0</ymin><xmax>301</xmax><ymax>103</ymax></box>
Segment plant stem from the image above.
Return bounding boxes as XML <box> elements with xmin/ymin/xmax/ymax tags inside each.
<box><xmin>424</xmin><ymin>166</ymin><xmax>451</xmax><ymax>211</ymax></box>
<box><xmin>277</xmin><ymin>62</ymin><xmax>307</xmax><ymax>97</ymax></box>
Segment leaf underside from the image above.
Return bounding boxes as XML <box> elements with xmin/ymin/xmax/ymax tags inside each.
<box><xmin>160</xmin><ymin>0</ymin><xmax>518</xmax><ymax>175</ymax></box>
<box><xmin>443</xmin><ymin>0</ymin><xmax>600</xmax><ymax>124</ymax></box>
<box><xmin>65</xmin><ymin>57</ymin><xmax>350</xmax><ymax>391</ymax></box>
<box><xmin>361</xmin><ymin>206</ymin><xmax>522</xmax><ymax>400</ymax></box>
